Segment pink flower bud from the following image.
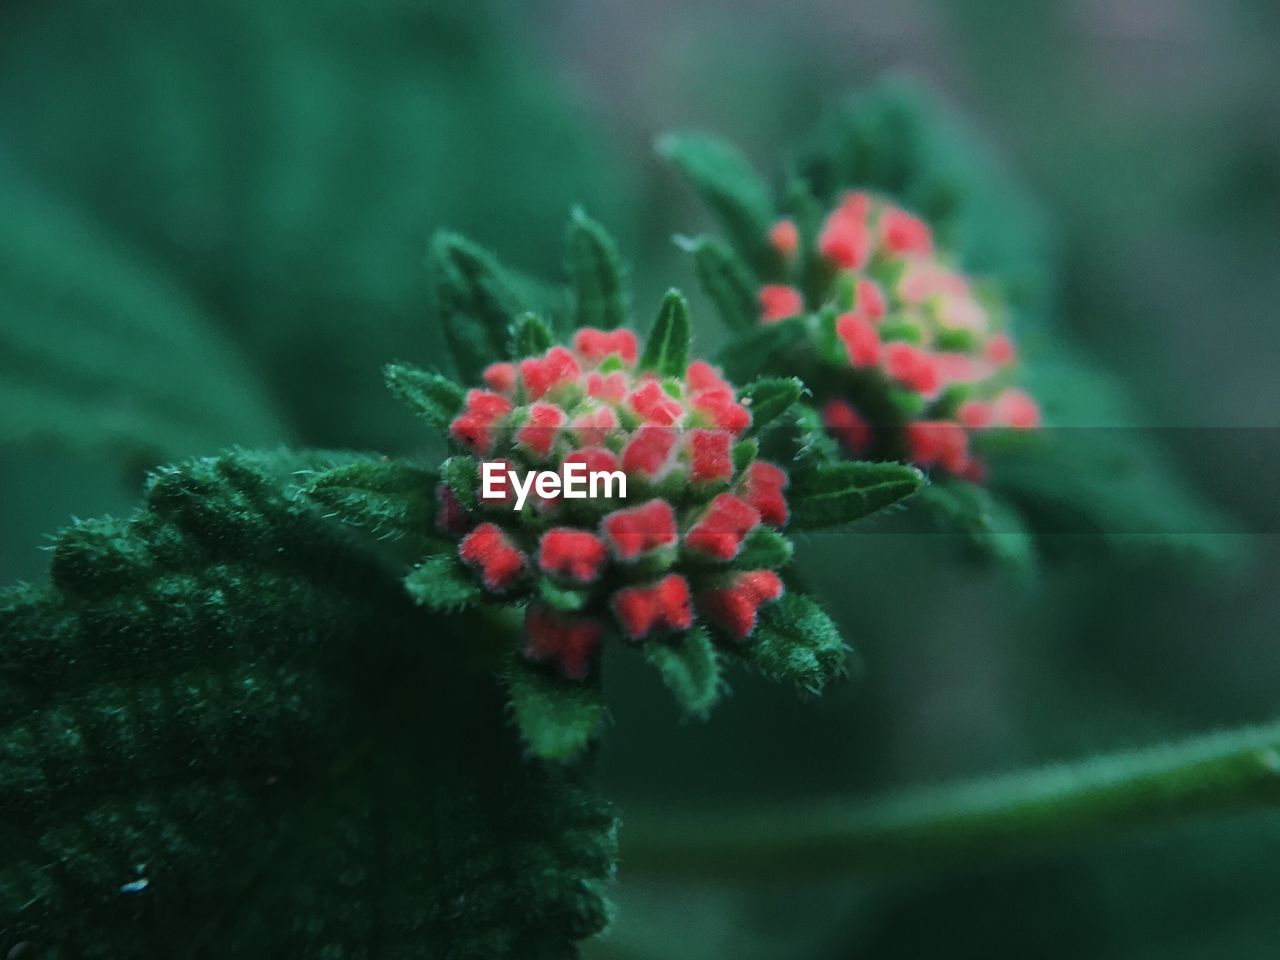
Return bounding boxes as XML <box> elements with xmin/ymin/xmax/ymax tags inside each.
<box><xmin>699</xmin><ymin>570</ymin><xmax>784</xmax><ymax>639</ymax></box>
<box><xmin>524</xmin><ymin>606</ymin><xmax>603</xmax><ymax>680</ymax></box>
<box><xmin>759</xmin><ymin>285</ymin><xmax>805</xmax><ymax>324</ymax></box>
<box><xmin>538</xmin><ymin>528</ymin><xmax>608</xmax><ymax>583</ymax></box>
<box><xmin>459</xmin><ymin>522</ymin><xmax>526</xmax><ymax>592</ymax></box>
<box><xmin>601</xmin><ymin>499</ymin><xmax>678</xmax><ymax>560</ymax></box>
<box><xmin>611</xmin><ymin>574</ymin><xmax>693</xmax><ymax>639</ymax></box>
<box><xmin>685</xmin><ymin>493</ymin><xmax>760</xmax><ymax>560</ymax></box>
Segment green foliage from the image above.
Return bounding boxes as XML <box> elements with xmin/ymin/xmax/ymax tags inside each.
<box><xmin>659</xmin><ymin>132</ymin><xmax>778</xmax><ymax>275</ymax></box>
<box><xmin>738</xmin><ymin>592</ymin><xmax>849</xmax><ymax>695</ymax></box>
<box><xmin>505</xmin><ymin>658</ymin><xmax>608</xmax><ymax>764</ymax></box>
<box><xmin>915</xmin><ymin>477</ymin><xmax>1036</xmax><ymax>568</ymax></box>
<box><xmin>383</xmin><ymin>364</ymin><xmax>466</xmax><ymax>435</ymax></box>
<box><xmin>0</xmin><ymin>160</ymin><xmax>287</xmax><ymax>459</ymax></box>
<box><xmin>430</xmin><ymin>232</ymin><xmax>524</xmax><ymax>382</ymax></box>
<box><xmin>404</xmin><ymin>553</ymin><xmax>484</xmax><ymax>612</ymax></box>
<box><xmin>305</xmin><ymin>459</ymin><xmax>440</xmax><ymax>544</ymax></box>
<box><xmin>716</xmin><ymin>319</ymin><xmax>807</xmax><ymax>383</ymax></box>
<box><xmin>682</xmin><ymin>234</ymin><xmax>759</xmax><ymax>331</ymax></box>
<box><xmin>788</xmin><ymin>461</ymin><xmax>926</xmax><ymax>530</ymax></box>
<box><xmin>644</xmin><ymin>627</ymin><xmax>723</xmax><ymax>719</ymax></box>
<box><xmin>734</xmin><ymin>526</ymin><xmax>795</xmax><ymax>570</ymax></box>
<box><xmin>639</xmin><ymin>290</ymin><xmax>692</xmax><ymax>377</ymax></box>
<box><xmin>566</xmin><ymin>208</ymin><xmax>631</xmax><ymax>330</ymax></box>
<box><xmin>739</xmin><ymin>377</ymin><xmax>805</xmax><ymax>435</ymax></box>
<box><xmin>0</xmin><ymin>450</ymin><xmax>616</xmax><ymax>957</ymax></box>
<box><xmin>513</xmin><ymin>311</ymin><xmax>556</xmax><ymax>357</ymax></box>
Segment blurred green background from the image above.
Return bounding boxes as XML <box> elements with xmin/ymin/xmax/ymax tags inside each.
<box><xmin>2</xmin><ymin>0</ymin><xmax>1278</xmax><ymax>956</ymax></box>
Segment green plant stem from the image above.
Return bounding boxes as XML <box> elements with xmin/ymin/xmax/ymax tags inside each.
<box><xmin>619</xmin><ymin>720</ymin><xmax>1280</xmax><ymax>877</ymax></box>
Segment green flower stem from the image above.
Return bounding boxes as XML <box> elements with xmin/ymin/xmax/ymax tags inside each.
<box><xmin>619</xmin><ymin>720</ymin><xmax>1280</xmax><ymax>877</ymax></box>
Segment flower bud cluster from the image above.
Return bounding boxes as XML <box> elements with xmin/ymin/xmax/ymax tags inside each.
<box><xmin>760</xmin><ymin>192</ymin><xmax>1040</xmax><ymax>478</ymax></box>
<box><xmin>439</xmin><ymin>328</ymin><xmax>792</xmax><ymax>679</ymax></box>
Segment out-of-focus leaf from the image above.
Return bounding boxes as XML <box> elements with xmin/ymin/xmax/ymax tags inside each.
<box><xmin>0</xmin><ymin>161</ymin><xmax>286</xmax><ymax>458</ymax></box>
<box><xmin>683</xmin><ymin>234</ymin><xmax>760</xmax><ymax>331</ymax></box>
<box><xmin>659</xmin><ymin>132</ymin><xmax>778</xmax><ymax>274</ymax></box>
<box><xmin>566</xmin><ymin>207</ymin><xmax>631</xmax><ymax>331</ymax></box>
<box><xmin>430</xmin><ymin>232</ymin><xmax>523</xmax><ymax>381</ymax></box>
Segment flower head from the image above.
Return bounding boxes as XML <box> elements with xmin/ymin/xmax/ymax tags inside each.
<box><xmin>435</xmin><ymin>325</ymin><xmax>792</xmax><ymax>679</ymax></box>
<box><xmin>755</xmin><ymin>192</ymin><xmax>1040</xmax><ymax>479</ymax></box>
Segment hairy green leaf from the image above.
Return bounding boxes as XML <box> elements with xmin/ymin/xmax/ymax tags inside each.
<box><xmin>640</xmin><ymin>290</ymin><xmax>692</xmax><ymax>378</ymax></box>
<box><xmin>430</xmin><ymin>232</ymin><xmax>522</xmax><ymax>382</ymax></box>
<box><xmin>305</xmin><ymin>458</ymin><xmax>439</xmax><ymax>543</ymax></box>
<box><xmin>658</xmin><ymin>132</ymin><xmax>777</xmax><ymax>274</ymax></box>
<box><xmin>383</xmin><ymin>363</ymin><xmax>466</xmax><ymax>433</ymax></box>
<box><xmin>740</xmin><ymin>377</ymin><xmax>805</xmax><ymax>435</ymax></box>
<box><xmin>683</xmin><ymin>234</ymin><xmax>759</xmax><ymax>331</ymax></box>
<box><xmin>505</xmin><ymin>658</ymin><xmax>607</xmax><ymax>763</ymax></box>
<box><xmin>512</xmin><ymin>311</ymin><xmax>556</xmax><ymax>357</ymax></box>
<box><xmin>644</xmin><ymin>627</ymin><xmax>722</xmax><ymax>719</ymax></box>
<box><xmin>741</xmin><ymin>592</ymin><xmax>849</xmax><ymax>695</ymax></box>
<box><xmin>734</xmin><ymin>526</ymin><xmax>795</xmax><ymax>570</ymax></box>
<box><xmin>789</xmin><ymin>461</ymin><xmax>925</xmax><ymax>530</ymax></box>
<box><xmin>0</xmin><ymin>450</ymin><xmax>616</xmax><ymax>957</ymax></box>
<box><xmin>404</xmin><ymin>553</ymin><xmax>484</xmax><ymax>612</ymax></box>
<box><xmin>566</xmin><ymin>208</ymin><xmax>631</xmax><ymax>330</ymax></box>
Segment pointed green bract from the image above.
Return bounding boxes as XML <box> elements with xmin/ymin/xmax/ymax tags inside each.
<box><xmin>505</xmin><ymin>657</ymin><xmax>606</xmax><ymax>762</ymax></box>
<box><xmin>685</xmin><ymin>234</ymin><xmax>759</xmax><ymax>331</ymax></box>
<box><xmin>566</xmin><ymin>208</ymin><xmax>631</xmax><ymax>330</ymax></box>
<box><xmin>917</xmin><ymin>478</ymin><xmax>1035</xmax><ymax>568</ymax></box>
<box><xmin>429</xmin><ymin>232</ymin><xmax>521</xmax><ymax>382</ymax></box>
<box><xmin>740</xmin><ymin>377</ymin><xmax>805</xmax><ymax>435</ymax></box>
<box><xmin>639</xmin><ymin>290</ymin><xmax>692</xmax><ymax>377</ymax></box>
<box><xmin>734</xmin><ymin>526</ymin><xmax>794</xmax><ymax>570</ymax></box>
<box><xmin>658</xmin><ymin>132</ymin><xmax>777</xmax><ymax>273</ymax></box>
<box><xmin>644</xmin><ymin>627</ymin><xmax>722</xmax><ymax>719</ymax></box>
<box><xmin>404</xmin><ymin>554</ymin><xmax>482</xmax><ymax>612</ymax></box>
<box><xmin>442</xmin><ymin>454</ymin><xmax>480</xmax><ymax>510</ymax></box>
<box><xmin>383</xmin><ymin>363</ymin><xmax>465</xmax><ymax>434</ymax></box>
<box><xmin>511</xmin><ymin>311</ymin><xmax>555</xmax><ymax>357</ymax></box>
<box><xmin>742</xmin><ymin>592</ymin><xmax>849</xmax><ymax>695</ymax></box>
<box><xmin>789</xmin><ymin>461</ymin><xmax>925</xmax><ymax>530</ymax></box>
<box><xmin>305</xmin><ymin>459</ymin><xmax>439</xmax><ymax>543</ymax></box>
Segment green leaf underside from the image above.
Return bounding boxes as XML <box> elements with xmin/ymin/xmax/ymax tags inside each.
<box><xmin>404</xmin><ymin>553</ymin><xmax>483</xmax><ymax>612</ymax></box>
<box><xmin>688</xmin><ymin>235</ymin><xmax>759</xmax><ymax>331</ymax></box>
<box><xmin>644</xmin><ymin>627</ymin><xmax>722</xmax><ymax>719</ymax></box>
<box><xmin>658</xmin><ymin>132</ymin><xmax>776</xmax><ymax>274</ymax></box>
<box><xmin>740</xmin><ymin>377</ymin><xmax>804</xmax><ymax>435</ymax></box>
<box><xmin>306</xmin><ymin>458</ymin><xmax>439</xmax><ymax>542</ymax></box>
<box><xmin>734</xmin><ymin>526</ymin><xmax>795</xmax><ymax>570</ymax></box>
<box><xmin>383</xmin><ymin>364</ymin><xmax>466</xmax><ymax>433</ymax></box>
<box><xmin>639</xmin><ymin>290</ymin><xmax>692</xmax><ymax>377</ymax></box>
<box><xmin>505</xmin><ymin>658</ymin><xmax>607</xmax><ymax>763</ymax></box>
<box><xmin>430</xmin><ymin>232</ymin><xmax>522</xmax><ymax>383</ymax></box>
<box><xmin>0</xmin><ymin>450</ymin><xmax>616</xmax><ymax>957</ymax></box>
<box><xmin>789</xmin><ymin>461</ymin><xmax>925</xmax><ymax>530</ymax></box>
<box><xmin>566</xmin><ymin>208</ymin><xmax>630</xmax><ymax>331</ymax></box>
<box><xmin>740</xmin><ymin>592</ymin><xmax>848</xmax><ymax>695</ymax></box>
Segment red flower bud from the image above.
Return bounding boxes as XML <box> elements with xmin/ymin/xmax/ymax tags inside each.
<box><xmin>515</xmin><ymin>402</ymin><xmax>566</xmax><ymax>459</ymax></box>
<box><xmin>524</xmin><ymin>605</ymin><xmax>603</xmax><ymax>680</ymax></box>
<box><xmin>520</xmin><ymin>346</ymin><xmax>580</xmax><ymax>400</ymax></box>
<box><xmin>627</xmin><ymin>379</ymin><xmax>684</xmax><ymax>426</ymax></box>
<box><xmin>738</xmin><ymin>460</ymin><xmax>790</xmax><ymax>526</ymax></box>
<box><xmin>836</xmin><ymin>311</ymin><xmax>881</xmax><ymax>367</ymax></box>
<box><xmin>769</xmin><ymin>218</ymin><xmax>799</xmax><ymax>258</ymax></box>
<box><xmin>611</xmin><ymin>574</ymin><xmax>693</xmax><ymax>640</ymax></box>
<box><xmin>759</xmin><ymin>284</ymin><xmax>805</xmax><ymax>324</ymax></box>
<box><xmin>699</xmin><ymin>569</ymin><xmax>784</xmax><ymax>639</ymax></box>
<box><xmin>622</xmin><ymin>425</ymin><xmax>678</xmax><ymax>478</ymax></box>
<box><xmin>573</xmin><ymin>328</ymin><xmax>639</xmax><ymax>366</ymax></box>
<box><xmin>687</xmin><ymin>428</ymin><xmax>734</xmax><ymax>484</ymax></box>
<box><xmin>601</xmin><ymin>499</ymin><xmax>678</xmax><ymax>560</ymax></box>
<box><xmin>459</xmin><ymin>522</ymin><xmax>526</xmax><ymax>592</ymax></box>
<box><xmin>880</xmin><ymin>207</ymin><xmax>933</xmax><ymax>256</ymax></box>
<box><xmin>685</xmin><ymin>493</ymin><xmax>760</xmax><ymax>560</ymax></box>
<box><xmin>538</xmin><ymin>528</ymin><xmax>608</xmax><ymax>583</ymax></box>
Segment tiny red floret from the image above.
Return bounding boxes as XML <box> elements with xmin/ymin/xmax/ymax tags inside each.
<box><xmin>601</xmin><ymin>499</ymin><xmax>678</xmax><ymax>560</ymax></box>
<box><xmin>611</xmin><ymin>574</ymin><xmax>693</xmax><ymax>640</ymax></box>
<box><xmin>538</xmin><ymin>528</ymin><xmax>608</xmax><ymax>583</ymax></box>
<box><xmin>684</xmin><ymin>493</ymin><xmax>760</xmax><ymax>560</ymax></box>
<box><xmin>459</xmin><ymin>522</ymin><xmax>526</xmax><ymax>592</ymax></box>
<box><xmin>759</xmin><ymin>285</ymin><xmax>805</xmax><ymax>324</ymax></box>
<box><xmin>699</xmin><ymin>569</ymin><xmax>784</xmax><ymax>639</ymax></box>
<box><xmin>524</xmin><ymin>606</ymin><xmax>603</xmax><ymax>680</ymax></box>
